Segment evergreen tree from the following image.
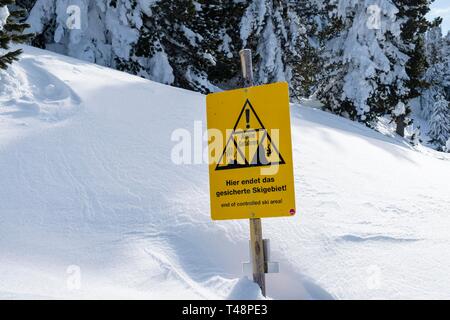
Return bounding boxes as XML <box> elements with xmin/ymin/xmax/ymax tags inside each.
<box><xmin>27</xmin><ymin>0</ymin><xmax>143</xmax><ymax>68</ymax></box>
<box><xmin>0</xmin><ymin>0</ymin><xmax>31</xmax><ymax>69</ymax></box>
<box><xmin>421</xmin><ymin>20</ymin><xmax>445</xmax><ymax>120</ymax></box>
<box><xmin>26</xmin><ymin>0</ymin><xmax>246</xmax><ymax>93</ymax></box>
<box><xmin>442</xmin><ymin>32</ymin><xmax>450</xmax><ymax>101</ymax></box>
<box><xmin>316</xmin><ymin>0</ymin><xmax>410</xmax><ymax>126</ymax></box>
<box><xmin>428</xmin><ymin>94</ymin><xmax>450</xmax><ymax>150</ymax></box>
<box><xmin>196</xmin><ymin>0</ymin><xmax>246</xmax><ymax>90</ymax></box>
<box><xmin>287</xmin><ymin>0</ymin><xmax>321</xmax><ymax>98</ymax></box>
<box><xmin>240</xmin><ymin>0</ymin><xmax>320</xmax><ymax>99</ymax></box>
<box><xmin>24</xmin><ymin>0</ymin><xmax>319</xmax><ymax>97</ymax></box>
<box><xmin>392</xmin><ymin>0</ymin><xmax>433</xmax><ymax>137</ymax></box>
<box><xmin>131</xmin><ymin>0</ymin><xmax>245</xmax><ymax>92</ymax></box>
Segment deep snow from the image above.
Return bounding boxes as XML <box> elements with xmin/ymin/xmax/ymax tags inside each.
<box><xmin>0</xmin><ymin>46</ymin><xmax>449</xmax><ymax>299</ymax></box>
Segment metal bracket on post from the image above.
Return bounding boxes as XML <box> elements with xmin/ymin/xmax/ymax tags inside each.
<box><xmin>243</xmin><ymin>239</ymin><xmax>280</xmax><ymax>275</ymax></box>
<box><xmin>263</xmin><ymin>239</ymin><xmax>280</xmax><ymax>274</ymax></box>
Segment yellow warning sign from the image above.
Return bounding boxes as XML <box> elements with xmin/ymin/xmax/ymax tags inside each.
<box><xmin>206</xmin><ymin>82</ymin><xmax>296</xmax><ymax>220</ymax></box>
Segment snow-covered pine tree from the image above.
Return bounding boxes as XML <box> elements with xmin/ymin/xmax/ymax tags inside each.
<box><xmin>131</xmin><ymin>0</ymin><xmax>244</xmax><ymax>92</ymax></box>
<box><xmin>287</xmin><ymin>0</ymin><xmax>321</xmax><ymax>98</ymax></box>
<box><xmin>196</xmin><ymin>0</ymin><xmax>246</xmax><ymax>90</ymax></box>
<box><xmin>392</xmin><ymin>0</ymin><xmax>433</xmax><ymax>137</ymax></box>
<box><xmin>0</xmin><ymin>0</ymin><xmax>31</xmax><ymax>69</ymax></box>
<box><xmin>442</xmin><ymin>32</ymin><xmax>450</xmax><ymax>101</ymax></box>
<box><xmin>27</xmin><ymin>0</ymin><xmax>143</xmax><ymax>68</ymax></box>
<box><xmin>239</xmin><ymin>0</ymin><xmax>320</xmax><ymax>99</ymax></box>
<box><xmin>428</xmin><ymin>94</ymin><xmax>450</xmax><ymax>150</ymax></box>
<box><xmin>24</xmin><ymin>0</ymin><xmax>320</xmax><ymax>97</ymax></box>
<box><xmin>129</xmin><ymin>0</ymin><xmax>321</xmax><ymax>95</ymax></box>
<box><xmin>316</xmin><ymin>0</ymin><xmax>410</xmax><ymax>126</ymax></box>
<box><xmin>25</xmin><ymin>0</ymin><xmax>245</xmax><ymax>92</ymax></box>
<box><xmin>420</xmin><ymin>20</ymin><xmax>446</xmax><ymax>120</ymax></box>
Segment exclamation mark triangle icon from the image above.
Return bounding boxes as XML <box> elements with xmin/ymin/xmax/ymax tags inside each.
<box><xmin>245</xmin><ymin>109</ymin><xmax>250</xmax><ymax>129</ymax></box>
<box><xmin>215</xmin><ymin>99</ymin><xmax>285</xmax><ymax>171</ymax></box>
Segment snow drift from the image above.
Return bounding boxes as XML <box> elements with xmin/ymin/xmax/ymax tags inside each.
<box><xmin>0</xmin><ymin>46</ymin><xmax>450</xmax><ymax>299</ymax></box>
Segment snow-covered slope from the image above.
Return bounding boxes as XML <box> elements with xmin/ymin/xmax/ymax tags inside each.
<box><xmin>1</xmin><ymin>46</ymin><xmax>449</xmax><ymax>299</ymax></box>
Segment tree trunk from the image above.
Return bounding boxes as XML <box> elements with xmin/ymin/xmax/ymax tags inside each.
<box><xmin>396</xmin><ymin>115</ymin><xmax>405</xmax><ymax>137</ymax></box>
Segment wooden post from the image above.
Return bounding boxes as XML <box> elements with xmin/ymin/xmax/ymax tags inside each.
<box><xmin>240</xmin><ymin>49</ymin><xmax>254</xmax><ymax>87</ymax></box>
<box><xmin>239</xmin><ymin>48</ymin><xmax>266</xmax><ymax>297</ymax></box>
<box><xmin>249</xmin><ymin>217</ymin><xmax>266</xmax><ymax>296</ymax></box>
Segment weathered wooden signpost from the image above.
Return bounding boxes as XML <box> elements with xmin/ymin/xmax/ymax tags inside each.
<box><xmin>206</xmin><ymin>49</ymin><xmax>296</xmax><ymax>297</ymax></box>
<box><xmin>240</xmin><ymin>49</ymin><xmax>267</xmax><ymax>296</ymax></box>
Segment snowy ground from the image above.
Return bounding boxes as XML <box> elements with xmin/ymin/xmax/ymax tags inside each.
<box><xmin>1</xmin><ymin>46</ymin><xmax>449</xmax><ymax>300</ymax></box>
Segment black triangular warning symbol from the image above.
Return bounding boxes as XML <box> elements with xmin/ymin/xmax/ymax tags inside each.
<box><xmin>215</xmin><ymin>99</ymin><xmax>285</xmax><ymax>171</ymax></box>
